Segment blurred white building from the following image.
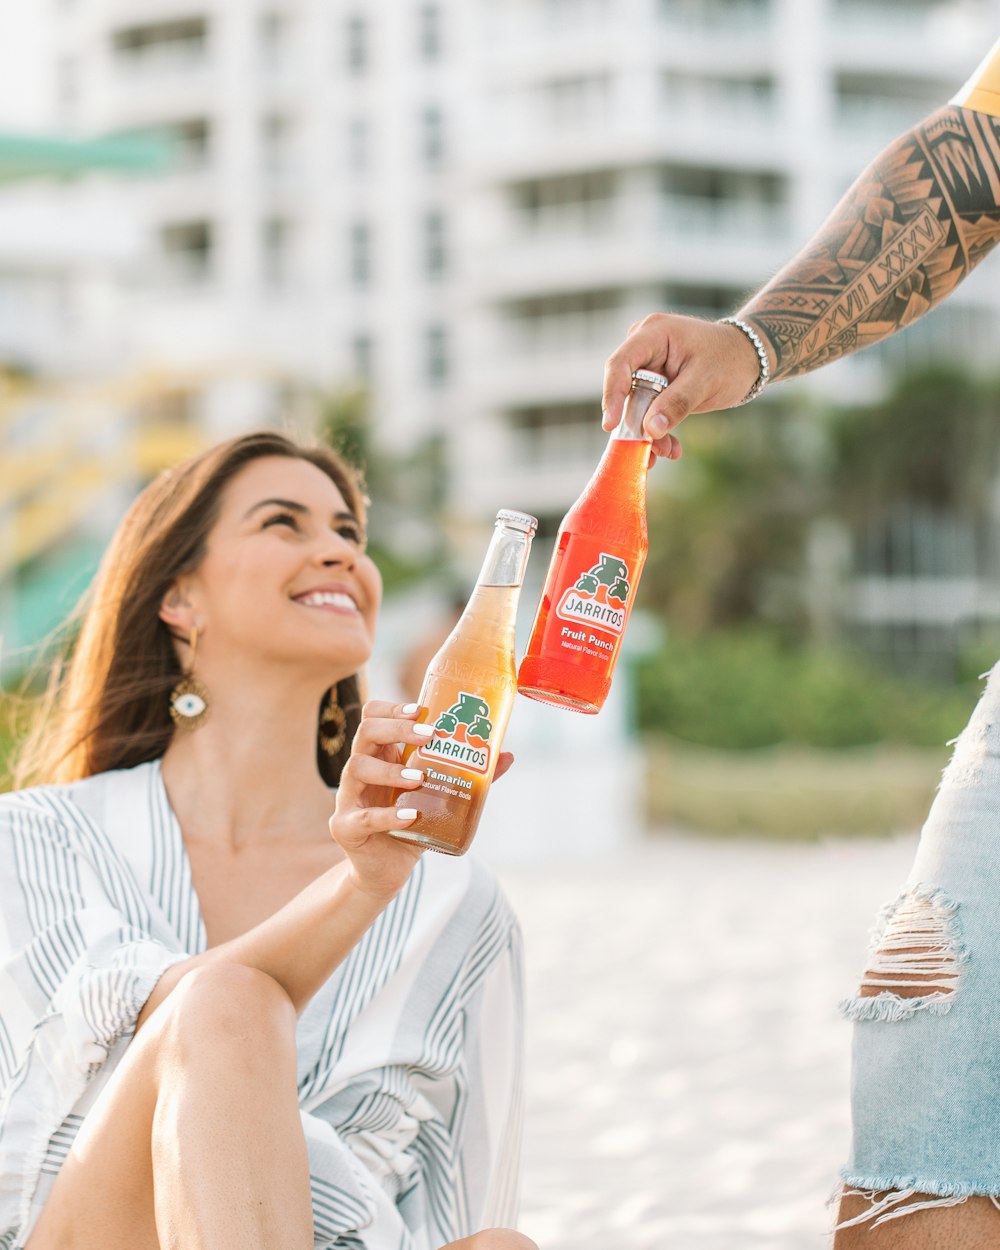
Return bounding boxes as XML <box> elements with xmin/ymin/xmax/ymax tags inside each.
<box><xmin>29</xmin><ymin>0</ymin><xmax>1000</xmax><ymax>542</ymax></box>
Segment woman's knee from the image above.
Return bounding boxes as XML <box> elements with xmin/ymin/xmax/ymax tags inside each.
<box><xmin>159</xmin><ymin>963</ymin><xmax>296</xmax><ymax>1068</ymax></box>
<box><xmin>454</xmin><ymin>1232</ymin><xmax>539</xmax><ymax>1250</ymax></box>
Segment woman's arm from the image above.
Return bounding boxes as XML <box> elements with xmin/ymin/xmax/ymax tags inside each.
<box><xmin>137</xmin><ymin>700</ymin><xmax>431</xmax><ymax>1029</ymax></box>
<box><xmin>602</xmin><ymin>104</ymin><xmax>1000</xmax><ymax>455</ymax></box>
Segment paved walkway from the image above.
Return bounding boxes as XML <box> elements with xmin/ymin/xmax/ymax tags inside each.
<box><xmin>496</xmin><ymin>831</ymin><xmax>919</xmax><ymax>1250</ymax></box>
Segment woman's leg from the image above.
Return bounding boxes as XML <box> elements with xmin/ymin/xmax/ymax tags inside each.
<box><xmin>834</xmin><ymin>1191</ymin><xmax>1000</xmax><ymax>1248</ymax></box>
<box><xmin>26</xmin><ymin>962</ymin><xmax>312</xmax><ymax>1250</ymax></box>
<box><xmin>442</xmin><ymin>1233</ymin><xmax>538</xmax><ymax>1250</ymax></box>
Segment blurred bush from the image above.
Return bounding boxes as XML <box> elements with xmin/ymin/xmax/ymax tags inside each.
<box><xmin>635</xmin><ymin>629</ymin><xmax>974</xmax><ymax>750</ymax></box>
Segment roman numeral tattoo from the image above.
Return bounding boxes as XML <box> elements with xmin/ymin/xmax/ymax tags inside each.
<box><xmin>743</xmin><ymin>106</ymin><xmax>1000</xmax><ymax>379</ymax></box>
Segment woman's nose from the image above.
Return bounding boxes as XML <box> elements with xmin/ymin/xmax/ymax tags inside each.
<box><xmin>318</xmin><ymin>531</ymin><xmax>356</xmax><ymax>568</ymax></box>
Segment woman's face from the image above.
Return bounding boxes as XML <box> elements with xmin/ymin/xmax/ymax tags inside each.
<box><xmin>176</xmin><ymin>456</ymin><xmax>382</xmax><ymax>681</ymax></box>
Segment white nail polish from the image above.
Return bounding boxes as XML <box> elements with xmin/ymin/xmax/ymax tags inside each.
<box><xmin>412</xmin><ymin>723</ymin><xmax>434</xmax><ymax>737</ymax></box>
<box><xmin>396</xmin><ymin>808</ymin><xmax>417</xmax><ymax>821</ymax></box>
<box><xmin>401</xmin><ymin>768</ymin><xmax>423</xmax><ymax>781</ymax></box>
<box><xmin>402</xmin><ymin>703</ymin><xmax>420</xmax><ymax>715</ymax></box>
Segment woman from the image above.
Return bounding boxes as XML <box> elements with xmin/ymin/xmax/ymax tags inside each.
<box><xmin>0</xmin><ymin>431</ymin><xmax>537</xmax><ymax>1250</ymax></box>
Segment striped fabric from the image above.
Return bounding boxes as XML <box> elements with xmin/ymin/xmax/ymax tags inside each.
<box><xmin>0</xmin><ymin>761</ymin><xmax>524</xmax><ymax>1249</ymax></box>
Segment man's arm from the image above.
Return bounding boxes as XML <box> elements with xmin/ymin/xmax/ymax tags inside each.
<box><xmin>602</xmin><ymin>99</ymin><xmax>1000</xmax><ymax>456</ymax></box>
<box><xmin>751</xmin><ymin>105</ymin><xmax>1000</xmax><ymax>381</ymax></box>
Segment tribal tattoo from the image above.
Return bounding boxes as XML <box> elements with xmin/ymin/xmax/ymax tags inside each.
<box><xmin>743</xmin><ymin>106</ymin><xmax>1000</xmax><ymax>379</ymax></box>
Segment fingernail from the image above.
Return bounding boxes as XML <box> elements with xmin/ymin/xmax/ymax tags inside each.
<box><xmin>396</xmin><ymin>808</ymin><xmax>417</xmax><ymax>822</ymax></box>
<box><xmin>601</xmin><ymin>408</ymin><xmax>612</xmax><ymax>428</ymax></box>
<box><xmin>649</xmin><ymin>415</ymin><xmax>669</xmax><ymax>438</ymax></box>
<box><xmin>401</xmin><ymin>768</ymin><xmax>423</xmax><ymax>781</ymax></box>
<box><xmin>402</xmin><ymin>703</ymin><xmax>420</xmax><ymax>715</ymax></box>
<box><xmin>412</xmin><ymin>723</ymin><xmax>434</xmax><ymax>737</ymax></box>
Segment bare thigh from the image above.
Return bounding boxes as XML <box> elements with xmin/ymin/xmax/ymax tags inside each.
<box><xmin>25</xmin><ymin>963</ymin><xmax>304</xmax><ymax>1250</ymax></box>
<box><xmin>835</xmin><ymin>1190</ymin><xmax>1000</xmax><ymax>1249</ymax></box>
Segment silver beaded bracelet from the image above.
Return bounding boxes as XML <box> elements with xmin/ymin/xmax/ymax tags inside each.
<box><xmin>718</xmin><ymin>316</ymin><xmax>770</xmax><ymax>405</ymax></box>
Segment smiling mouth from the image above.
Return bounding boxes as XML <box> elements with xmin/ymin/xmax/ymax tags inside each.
<box><xmin>293</xmin><ymin>591</ymin><xmax>360</xmax><ymax>614</ymax></box>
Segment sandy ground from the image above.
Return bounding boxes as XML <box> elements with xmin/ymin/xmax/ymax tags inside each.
<box><xmin>496</xmin><ymin>830</ymin><xmax>920</xmax><ymax>1250</ymax></box>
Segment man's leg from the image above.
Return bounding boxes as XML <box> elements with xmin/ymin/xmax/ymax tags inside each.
<box><xmin>834</xmin><ymin>1189</ymin><xmax>1000</xmax><ymax>1248</ymax></box>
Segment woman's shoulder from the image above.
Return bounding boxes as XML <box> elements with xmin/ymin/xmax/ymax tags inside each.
<box><xmin>0</xmin><ymin>759</ymin><xmax>163</xmax><ymax>834</ymax></box>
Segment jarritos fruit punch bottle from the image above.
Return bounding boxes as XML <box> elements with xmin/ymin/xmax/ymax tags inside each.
<box><xmin>390</xmin><ymin>509</ymin><xmax>537</xmax><ymax>855</ymax></box>
<box><xmin>517</xmin><ymin>369</ymin><xmax>665</xmax><ymax>713</ymax></box>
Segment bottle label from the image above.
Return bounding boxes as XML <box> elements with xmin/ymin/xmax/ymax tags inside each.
<box><xmin>417</xmin><ymin>690</ymin><xmax>495</xmax><ymax>776</ymax></box>
<box><xmin>555</xmin><ymin>549</ymin><xmax>632</xmax><ymax>637</ymax></box>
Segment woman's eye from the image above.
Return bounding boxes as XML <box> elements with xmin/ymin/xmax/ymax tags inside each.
<box><xmin>337</xmin><ymin>524</ymin><xmax>363</xmax><ymax>544</ymax></box>
<box><xmin>263</xmin><ymin>512</ymin><xmax>299</xmax><ymax>530</ymax></box>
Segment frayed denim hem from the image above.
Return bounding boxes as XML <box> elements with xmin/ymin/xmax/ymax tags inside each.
<box><xmin>833</xmin><ymin>1174</ymin><xmax>1000</xmax><ymax>1230</ymax></box>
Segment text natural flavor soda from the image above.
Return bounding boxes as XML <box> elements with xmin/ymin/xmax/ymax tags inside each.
<box><xmin>517</xmin><ymin>369</ymin><xmax>665</xmax><ymax>714</ymax></box>
<box><xmin>390</xmin><ymin>509</ymin><xmax>537</xmax><ymax>855</ymax></box>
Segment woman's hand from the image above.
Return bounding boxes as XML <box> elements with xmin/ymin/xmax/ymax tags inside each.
<box><xmin>328</xmin><ymin>700</ymin><xmax>432</xmax><ymax>902</ymax></box>
<box><xmin>601</xmin><ymin>313</ymin><xmax>767</xmax><ymax>459</ymax></box>
<box><xmin>329</xmin><ymin>701</ymin><xmax>515</xmax><ymax>903</ymax></box>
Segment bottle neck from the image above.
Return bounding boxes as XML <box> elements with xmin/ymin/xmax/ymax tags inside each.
<box><xmin>611</xmin><ymin>381</ymin><xmax>659</xmax><ymax>442</ymax></box>
<box><xmin>475</xmin><ymin>524</ymin><xmax>533</xmax><ymax>588</ymax></box>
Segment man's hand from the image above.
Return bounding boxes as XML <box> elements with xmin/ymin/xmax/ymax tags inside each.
<box><xmin>601</xmin><ymin>314</ymin><xmax>767</xmax><ymax>458</ymax></box>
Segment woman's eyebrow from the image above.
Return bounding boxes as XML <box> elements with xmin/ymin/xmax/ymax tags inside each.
<box><xmin>243</xmin><ymin>497</ymin><xmax>309</xmax><ymax>519</ymax></box>
<box><xmin>242</xmin><ymin>498</ymin><xmax>359</xmax><ymax>525</ymax></box>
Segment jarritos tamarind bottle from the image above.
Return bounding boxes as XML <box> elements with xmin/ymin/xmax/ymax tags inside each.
<box><xmin>390</xmin><ymin>509</ymin><xmax>538</xmax><ymax>855</ymax></box>
<box><xmin>517</xmin><ymin>369</ymin><xmax>665</xmax><ymax>714</ymax></box>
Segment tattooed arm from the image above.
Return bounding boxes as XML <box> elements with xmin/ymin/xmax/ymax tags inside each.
<box><xmin>602</xmin><ymin>104</ymin><xmax>1000</xmax><ymax>459</ymax></box>
<box><xmin>750</xmin><ymin>105</ymin><xmax>1000</xmax><ymax>379</ymax></box>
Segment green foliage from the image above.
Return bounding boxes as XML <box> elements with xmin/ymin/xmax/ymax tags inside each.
<box><xmin>643</xmin><ymin>396</ymin><xmax>820</xmax><ymax>634</ymax></box>
<box><xmin>829</xmin><ymin>365</ymin><xmax>1000</xmax><ymax>520</ymax></box>
<box><xmin>635</xmin><ymin>630</ymin><xmax>973</xmax><ymax>750</ymax></box>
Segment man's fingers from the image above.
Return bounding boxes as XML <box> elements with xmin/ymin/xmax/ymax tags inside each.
<box><xmin>601</xmin><ymin>321</ymin><xmax>668</xmax><ymax>429</ymax></box>
<box><xmin>493</xmin><ymin>751</ymin><xmax>514</xmax><ymax>782</ymax></box>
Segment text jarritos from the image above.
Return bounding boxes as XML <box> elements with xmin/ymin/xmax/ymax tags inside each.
<box><xmin>417</xmin><ymin>691</ymin><xmax>495</xmax><ymax>775</ymax></box>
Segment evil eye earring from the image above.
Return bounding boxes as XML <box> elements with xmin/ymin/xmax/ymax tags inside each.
<box><xmin>169</xmin><ymin>627</ymin><xmax>210</xmax><ymax>731</ymax></box>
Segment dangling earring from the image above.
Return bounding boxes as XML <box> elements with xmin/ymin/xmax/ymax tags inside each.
<box><xmin>169</xmin><ymin>627</ymin><xmax>210</xmax><ymax>731</ymax></box>
<box><xmin>319</xmin><ymin>692</ymin><xmax>347</xmax><ymax>756</ymax></box>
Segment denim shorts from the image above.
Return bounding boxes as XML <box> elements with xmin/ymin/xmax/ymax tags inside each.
<box><xmin>838</xmin><ymin>663</ymin><xmax>1000</xmax><ymax>1229</ymax></box>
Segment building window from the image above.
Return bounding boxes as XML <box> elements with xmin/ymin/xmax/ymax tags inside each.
<box><xmin>262</xmin><ymin>217</ymin><xmax>293</xmax><ymax>288</ymax></box>
<box><xmin>425</xmin><ymin>324</ymin><xmax>448</xmax><ymax>386</ymax></box>
<box><xmin>112</xmin><ymin>18</ymin><xmax>209</xmax><ymax>69</ymax></box>
<box><xmin>352</xmin><ymin>333</ymin><xmax>373</xmax><ymax>380</ymax></box>
<box><xmin>346</xmin><ymin>14</ymin><xmax>368</xmax><ymax>74</ymax></box>
<box><xmin>421</xmin><ymin>106</ymin><xmax>444</xmax><ymax>167</ymax></box>
<box><xmin>346</xmin><ymin>116</ymin><xmax>370</xmax><ymax>174</ymax></box>
<box><xmin>262</xmin><ymin>113</ymin><xmax>294</xmax><ymax>178</ymax></box>
<box><xmin>167</xmin><ymin>118</ymin><xmax>211</xmax><ymax>169</ymax></box>
<box><xmin>349</xmin><ymin>222</ymin><xmax>372</xmax><ymax>288</ymax></box>
<box><xmin>423</xmin><ymin>210</ymin><xmax>446</xmax><ymax>278</ymax></box>
<box><xmin>57</xmin><ymin>57</ymin><xmax>79</xmax><ymax>118</ymax></box>
<box><xmin>160</xmin><ymin>220</ymin><xmax>213</xmax><ymax>284</ymax></box>
<box><xmin>418</xmin><ymin>4</ymin><xmax>442</xmax><ymax>60</ymax></box>
<box><xmin>260</xmin><ymin>11</ymin><xmax>291</xmax><ymax>70</ymax></box>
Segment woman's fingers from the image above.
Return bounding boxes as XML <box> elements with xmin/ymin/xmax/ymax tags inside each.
<box><xmin>330</xmin><ymin>803</ymin><xmax>419</xmax><ymax>851</ymax></box>
<box><xmin>493</xmin><ymin>751</ymin><xmax>514</xmax><ymax>783</ymax></box>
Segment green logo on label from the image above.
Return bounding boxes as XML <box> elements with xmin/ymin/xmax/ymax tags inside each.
<box><xmin>556</xmin><ymin>552</ymin><xmax>631</xmax><ymax>634</ymax></box>
<box><xmin>574</xmin><ymin>554</ymin><xmax>630</xmax><ymax>607</ymax></box>
<box><xmin>418</xmin><ymin>691</ymin><xmax>493</xmax><ymax>775</ymax></box>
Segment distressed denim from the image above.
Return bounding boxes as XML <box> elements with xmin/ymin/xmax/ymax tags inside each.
<box><xmin>838</xmin><ymin>663</ymin><xmax>1000</xmax><ymax>1229</ymax></box>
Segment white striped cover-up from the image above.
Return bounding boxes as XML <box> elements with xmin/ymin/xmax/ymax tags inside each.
<box><xmin>0</xmin><ymin>760</ymin><xmax>524</xmax><ymax>1249</ymax></box>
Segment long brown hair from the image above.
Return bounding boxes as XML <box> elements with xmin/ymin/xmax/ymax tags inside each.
<box><xmin>14</xmin><ymin>432</ymin><xmax>367</xmax><ymax>789</ymax></box>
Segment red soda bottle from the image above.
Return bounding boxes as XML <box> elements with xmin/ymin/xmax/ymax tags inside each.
<box><xmin>516</xmin><ymin>369</ymin><xmax>665</xmax><ymax>713</ymax></box>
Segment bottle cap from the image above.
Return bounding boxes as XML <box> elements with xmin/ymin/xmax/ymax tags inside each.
<box><xmin>632</xmin><ymin>369</ymin><xmax>669</xmax><ymax>392</ymax></box>
<box><xmin>496</xmin><ymin>509</ymin><xmax>538</xmax><ymax>533</ymax></box>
